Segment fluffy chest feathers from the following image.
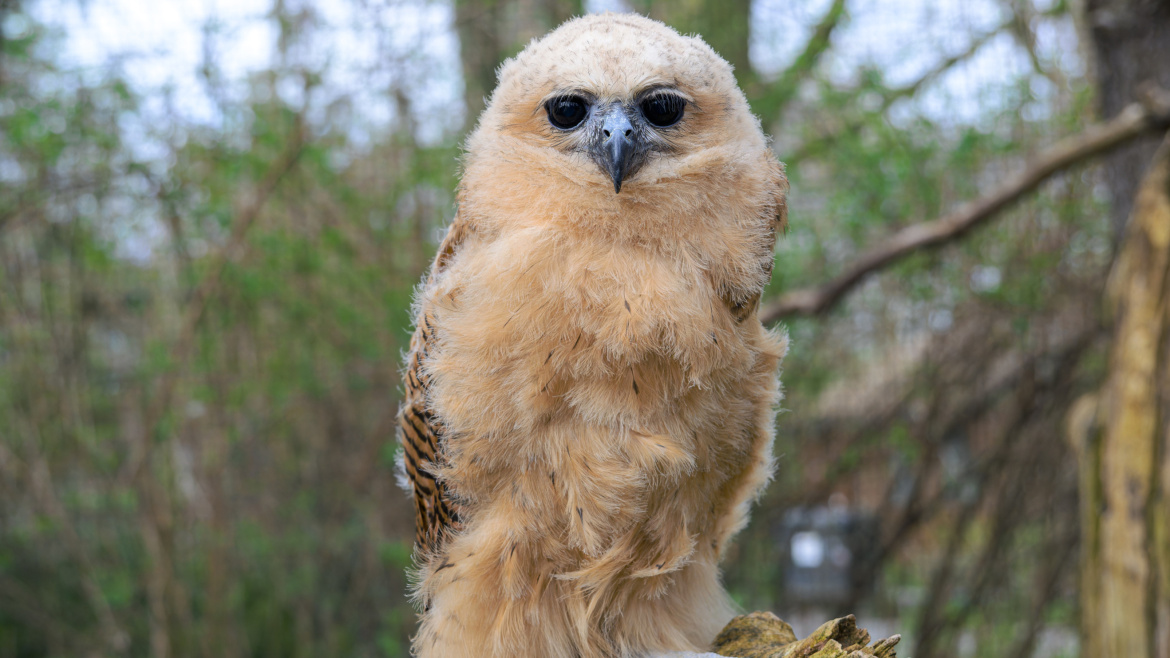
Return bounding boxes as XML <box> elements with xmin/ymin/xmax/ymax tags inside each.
<box><xmin>425</xmin><ymin>223</ymin><xmax>761</xmax><ymax>444</ymax></box>
<box><xmin>419</xmin><ymin>218</ymin><xmax>783</xmax><ymax>565</ymax></box>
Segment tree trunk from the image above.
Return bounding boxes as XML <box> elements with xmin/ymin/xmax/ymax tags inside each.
<box><xmin>1072</xmin><ymin>132</ymin><xmax>1170</xmax><ymax>658</ymax></box>
<box><xmin>1080</xmin><ymin>4</ymin><xmax>1170</xmax><ymax>654</ymax></box>
<box><xmin>454</xmin><ymin>0</ymin><xmax>585</xmax><ymax>127</ymax></box>
<box><xmin>628</xmin><ymin>0</ymin><xmax>754</xmax><ymax>88</ymax></box>
<box><xmin>1085</xmin><ymin>0</ymin><xmax>1170</xmax><ymax>238</ymax></box>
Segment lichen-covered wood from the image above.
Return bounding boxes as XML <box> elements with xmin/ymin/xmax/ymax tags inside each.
<box><xmin>711</xmin><ymin>612</ymin><xmax>900</xmax><ymax>658</ymax></box>
<box><xmin>1069</xmin><ymin>131</ymin><xmax>1170</xmax><ymax>658</ymax></box>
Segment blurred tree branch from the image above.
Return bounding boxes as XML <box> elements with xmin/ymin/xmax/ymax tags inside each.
<box><xmin>786</xmin><ymin>17</ymin><xmax>1012</xmax><ymax>165</ymax></box>
<box><xmin>0</xmin><ymin>433</ymin><xmax>129</xmax><ymax>653</ymax></box>
<box><xmin>1007</xmin><ymin>0</ymin><xmax>1069</xmax><ymax>92</ymax></box>
<box><xmin>1004</xmin><ymin>523</ymin><xmax>1079</xmax><ymax>658</ymax></box>
<box><xmin>751</xmin><ymin>0</ymin><xmax>848</xmax><ymax>121</ymax></box>
<box><xmin>631</xmin><ymin>0</ymin><xmax>753</xmax><ymax>88</ymax></box>
<box><xmin>455</xmin><ymin>0</ymin><xmax>584</xmax><ymax>126</ymax></box>
<box><xmin>762</xmin><ymin>87</ymin><xmax>1170</xmax><ymax>323</ymax></box>
<box><xmin>118</xmin><ymin>116</ymin><xmax>307</xmax><ymax>487</ymax></box>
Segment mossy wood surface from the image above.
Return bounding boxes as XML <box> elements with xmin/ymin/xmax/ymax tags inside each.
<box><xmin>708</xmin><ymin>612</ymin><xmax>900</xmax><ymax>658</ymax></box>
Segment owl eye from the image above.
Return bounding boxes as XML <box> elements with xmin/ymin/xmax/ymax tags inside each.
<box><xmin>547</xmin><ymin>95</ymin><xmax>589</xmax><ymax>130</ymax></box>
<box><xmin>640</xmin><ymin>93</ymin><xmax>685</xmax><ymax>127</ymax></box>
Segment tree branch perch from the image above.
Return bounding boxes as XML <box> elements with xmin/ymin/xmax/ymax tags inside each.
<box><xmin>761</xmin><ymin>87</ymin><xmax>1170</xmax><ymax>324</ymax></box>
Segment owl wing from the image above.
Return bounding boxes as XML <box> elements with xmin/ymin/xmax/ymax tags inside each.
<box><xmin>399</xmin><ymin>214</ymin><xmax>470</xmax><ymax>554</ymax></box>
<box><xmin>727</xmin><ymin>159</ymin><xmax>789</xmax><ymax>322</ymax></box>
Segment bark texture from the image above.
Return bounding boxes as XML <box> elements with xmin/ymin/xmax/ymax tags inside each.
<box><xmin>1071</xmin><ymin>133</ymin><xmax>1170</xmax><ymax>658</ymax></box>
<box><xmin>1086</xmin><ymin>0</ymin><xmax>1170</xmax><ymax>237</ymax></box>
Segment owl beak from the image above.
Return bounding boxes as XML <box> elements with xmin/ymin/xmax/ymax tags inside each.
<box><xmin>599</xmin><ymin>109</ymin><xmax>636</xmax><ymax>194</ymax></box>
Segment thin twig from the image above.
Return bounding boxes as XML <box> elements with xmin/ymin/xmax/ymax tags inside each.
<box><xmin>762</xmin><ymin>89</ymin><xmax>1170</xmax><ymax>324</ymax></box>
<box><xmin>118</xmin><ymin>118</ymin><xmax>307</xmax><ymax>486</ymax></box>
<box><xmin>752</xmin><ymin>0</ymin><xmax>848</xmax><ymax>119</ymax></box>
<box><xmin>1004</xmin><ymin>523</ymin><xmax>1079</xmax><ymax>658</ymax></box>
<box><xmin>786</xmin><ymin>18</ymin><xmax>1011</xmax><ymax>164</ymax></box>
<box><xmin>0</xmin><ymin>440</ymin><xmax>130</xmax><ymax>652</ymax></box>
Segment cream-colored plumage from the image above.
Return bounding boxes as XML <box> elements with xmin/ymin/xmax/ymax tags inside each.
<box><xmin>398</xmin><ymin>13</ymin><xmax>788</xmax><ymax>658</ymax></box>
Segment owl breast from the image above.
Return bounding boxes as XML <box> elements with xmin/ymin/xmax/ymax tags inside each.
<box><xmin>421</xmin><ymin>223</ymin><xmax>779</xmax><ymax>567</ymax></box>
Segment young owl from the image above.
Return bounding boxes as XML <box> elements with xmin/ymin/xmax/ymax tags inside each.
<box><xmin>398</xmin><ymin>13</ymin><xmax>788</xmax><ymax>658</ymax></box>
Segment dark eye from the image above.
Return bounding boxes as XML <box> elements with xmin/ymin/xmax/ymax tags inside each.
<box><xmin>640</xmin><ymin>94</ymin><xmax>685</xmax><ymax>127</ymax></box>
<box><xmin>547</xmin><ymin>95</ymin><xmax>589</xmax><ymax>130</ymax></box>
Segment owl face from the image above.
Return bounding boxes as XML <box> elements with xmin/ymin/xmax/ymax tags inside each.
<box><xmin>540</xmin><ymin>88</ymin><xmax>688</xmax><ymax>193</ymax></box>
<box><xmin>478</xmin><ymin>14</ymin><xmax>756</xmax><ymax>200</ymax></box>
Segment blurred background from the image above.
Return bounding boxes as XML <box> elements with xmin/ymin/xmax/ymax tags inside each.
<box><xmin>2</xmin><ymin>0</ymin><xmax>1169</xmax><ymax>656</ymax></box>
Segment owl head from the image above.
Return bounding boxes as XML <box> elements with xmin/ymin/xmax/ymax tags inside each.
<box><xmin>458</xmin><ymin>13</ymin><xmax>785</xmax><ymax>236</ymax></box>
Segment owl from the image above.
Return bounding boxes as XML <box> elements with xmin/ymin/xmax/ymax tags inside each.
<box><xmin>398</xmin><ymin>13</ymin><xmax>788</xmax><ymax>658</ymax></box>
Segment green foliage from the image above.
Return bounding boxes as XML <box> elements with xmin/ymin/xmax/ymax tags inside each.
<box><xmin>0</xmin><ymin>0</ymin><xmax>1113</xmax><ymax>656</ymax></box>
<box><xmin>0</xmin><ymin>3</ymin><xmax>450</xmax><ymax>654</ymax></box>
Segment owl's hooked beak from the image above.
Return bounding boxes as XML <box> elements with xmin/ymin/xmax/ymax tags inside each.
<box><xmin>598</xmin><ymin>108</ymin><xmax>638</xmax><ymax>194</ymax></box>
